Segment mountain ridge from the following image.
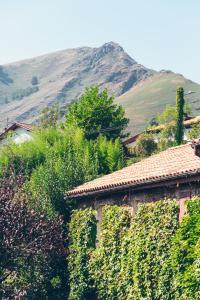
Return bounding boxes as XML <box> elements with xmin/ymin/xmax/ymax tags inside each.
<box><xmin>0</xmin><ymin>42</ymin><xmax>200</xmax><ymax>135</ymax></box>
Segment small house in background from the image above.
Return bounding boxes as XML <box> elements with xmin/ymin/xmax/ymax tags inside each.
<box><xmin>0</xmin><ymin>122</ymin><xmax>32</xmax><ymax>146</ymax></box>
<box><xmin>123</xmin><ymin>115</ymin><xmax>200</xmax><ymax>146</ymax></box>
<box><xmin>66</xmin><ymin>141</ymin><xmax>200</xmax><ymax>234</ymax></box>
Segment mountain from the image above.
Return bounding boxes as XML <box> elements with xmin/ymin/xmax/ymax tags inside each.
<box><xmin>116</xmin><ymin>71</ymin><xmax>200</xmax><ymax>135</ymax></box>
<box><xmin>0</xmin><ymin>42</ymin><xmax>200</xmax><ymax>135</ymax></box>
<box><xmin>0</xmin><ymin>42</ymin><xmax>153</xmax><ymax>129</ymax></box>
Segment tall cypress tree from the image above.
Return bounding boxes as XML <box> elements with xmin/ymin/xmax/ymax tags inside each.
<box><xmin>175</xmin><ymin>87</ymin><xmax>185</xmax><ymax>145</ymax></box>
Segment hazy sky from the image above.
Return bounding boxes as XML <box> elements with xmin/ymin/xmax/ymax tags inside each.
<box><xmin>1</xmin><ymin>0</ymin><xmax>200</xmax><ymax>82</ymax></box>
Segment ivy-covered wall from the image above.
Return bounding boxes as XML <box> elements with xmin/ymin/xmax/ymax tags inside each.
<box><xmin>90</xmin><ymin>205</ymin><xmax>131</xmax><ymax>299</ymax></box>
<box><xmin>68</xmin><ymin>208</ymin><xmax>97</xmax><ymax>299</ymax></box>
<box><xmin>68</xmin><ymin>199</ymin><xmax>200</xmax><ymax>300</ymax></box>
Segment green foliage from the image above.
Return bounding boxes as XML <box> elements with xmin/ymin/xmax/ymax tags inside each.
<box><xmin>68</xmin><ymin>209</ymin><xmax>97</xmax><ymax>299</ymax></box>
<box><xmin>188</xmin><ymin>123</ymin><xmax>200</xmax><ymax>139</ymax></box>
<box><xmin>67</xmin><ymin>200</ymin><xmax>200</xmax><ymax>300</ymax></box>
<box><xmin>171</xmin><ymin>199</ymin><xmax>200</xmax><ymax>299</ymax></box>
<box><xmin>134</xmin><ymin>133</ymin><xmax>157</xmax><ymax>157</ymax></box>
<box><xmin>119</xmin><ymin>200</ymin><xmax>179</xmax><ymax>300</ymax></box>
<box><xmin>95</xmin><ymin>136</ymin><xmax>124</xmax><ymax>174</ymax></box>
<box><xmin>175</xmin><ymin>87</ymin><xmax>185</xmax><ymax>145</ymax></box>
<box><xmin>156</xmin><ymin>103</ymin><xmax>191</xmax><ymax>126</ymax></box>
<box><xmin>0</xmin><ymin>125</ymin><xmax>125</xmax><ymax>219</ymax></box>
<box><xmin>65</xmin><ymin>86</ymin><xmax>129</xmax><ymax>140</ymax></box>
<box><xmin>90</xmin><ymin>205</ymin><xmax>131</xmax><ymax>299</ymax></box>
<box><xmin>157</xmin><ymin>123</ymin><xmax>176</xmax><ymax>151</ymax></box>
<box><xmin>39</xmin><ymin>103</ymin><xmax>60</xmax><ymax>128</ymax></box>
<box><xmin>156</xmin><ymin>105</ymin><xmax>177</xmax><ymax>125</ymax></box>
<box><xmin>7</xmin><ymin>126</ymin><xmax>124</xmax><ymax>218</ymax></box>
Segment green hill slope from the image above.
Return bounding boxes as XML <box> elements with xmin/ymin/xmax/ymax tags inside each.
<box><xmin>116</xmin><ymin>71</ymin><xmax>200</xmax><ymax>135</ymax></box>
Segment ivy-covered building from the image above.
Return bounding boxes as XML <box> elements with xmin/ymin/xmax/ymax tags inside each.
<box><xmin>66</xmin><ymin>141</ymin><xmax>200</xmax><ymax>222</ymax></box>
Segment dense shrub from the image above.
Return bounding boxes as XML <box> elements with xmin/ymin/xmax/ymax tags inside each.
<box><xmin>68</xmin><ymin>209</ymin><xmax>97</xmax><ymax>299</ymax></box>
<box><xmin>0</xmin><ymin>168</ymin><xmax>67</xmax><ymax>299</ymax></box>
<box><xmin>134</xmin><ymin>133</ymin><xmax>157</xmax><ymax>157</ymax></box>
<box><xmin>24</xmin><ymin>128</ymin><xmax>124</xmax><ymax>218</ymax></box>
<box><xmin>0</xmin><ymin>126</ymin><xmax>125</xmax><ymax>219</ymax></box>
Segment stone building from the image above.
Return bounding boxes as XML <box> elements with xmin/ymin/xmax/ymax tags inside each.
<box><xmin>66</xmin><ymin>142</ymin><xmax>200</xmax><ymax>223</ymax></box>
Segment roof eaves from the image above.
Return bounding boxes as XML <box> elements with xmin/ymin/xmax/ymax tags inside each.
<box><xmin>65</xmin><ymin>168</ymin><xmax>200</xmax><ymax>199</ymax></box>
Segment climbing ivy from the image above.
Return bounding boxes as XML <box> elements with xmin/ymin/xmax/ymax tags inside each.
<box><xmin>119</xmin><ymin>200</ymin><xmax>179</xmax><ymax>300</ymax></box>
<box><xmin>68</xmin><ymin>208</ymin><xmax>97</xmax><ymax>300</ymax></box>
<box><xmin>67</xmin><ymin>199</ymin><xmax>200</xmax><ymax>300</ymax></box>
<box><xmin>90</xmin><ymin>205</ymin><xmax>131</xmax><ymax>300</ymax></box>
<box><xmin>171</xmin><ymin>199</ymin><xmax>200</xmax><ymax>300</ymax></box>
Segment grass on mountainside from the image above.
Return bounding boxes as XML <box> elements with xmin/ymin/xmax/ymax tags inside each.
<box><xmin>116</xmin><ymin>72</ymin><xmax>200</xmax><ymax>135</ymax></box>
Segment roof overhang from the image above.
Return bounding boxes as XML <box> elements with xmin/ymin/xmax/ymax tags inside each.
<box><xmin>65</xmin><ymin>171</ymin><xmax>200</xmax><ymax>199</ymax></box>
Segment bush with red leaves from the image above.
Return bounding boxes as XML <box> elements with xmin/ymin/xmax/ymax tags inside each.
<box><xmin>0</xmin><ymin>169</ymin><xmax>67</xmax><ymax>299</ymax></box>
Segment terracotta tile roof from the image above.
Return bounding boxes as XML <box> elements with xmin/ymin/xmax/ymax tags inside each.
<box><xmin>14</xmin><ymin>122</ymin><xmax>32</xmax><ymax>131</ymax></box>
<box><xmin>0</xmin><ymin>122</ymin><xmax>32</xmax><ymax>140</ymax></box>
<box><xmin>66</xmin><ymin>143</ymin><xmax>200</xmax><ymax>198</ymax></box>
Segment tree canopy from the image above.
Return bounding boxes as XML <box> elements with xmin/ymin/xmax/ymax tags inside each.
<box><xmin>65</xmin><ymin>86</ymin><xmax>129</xmax><ymax>140</ymax></box>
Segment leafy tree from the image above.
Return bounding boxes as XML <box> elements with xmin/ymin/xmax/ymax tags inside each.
<box><xmin>175</xmin><ymin>87</ymin><xmax>185</xmax><ymax>145</ymax></box>
<box><xmin>31</xmin><ymin>76</ymin><xmax>38</xmax><ymax>86</ymax></box>
<box><xmin>157</xmin><ymin>123</ymin><xmax>176</xmax><ymax>151</ymax></box>
<box><xmin>39</xmin><ymin>103</ymin><xmax>60</xmax><ymax>128</ymax></box>
<box><xmin>65</xmin><ymin>86</ymin><xmax>129</xmax><ymax>140</ymax></box>
<box><xmin>188</xmin><ymin>123</ymin><xmax>200</xmax><ymax>140</ymax></box>
<box><xmin>135</xmin><ymin>133</ymin><xmax>157</xmax><ymax>157</ymax></box>
<box><xmin>0</xmin><ymin>168</ymin><xmax>67</xmax><ymax>299</ymax></box>
<box><xmin>156</xmin><ymin>103</ymin><xmax>190</xmax><ymax>126</ymax></box>
<box><xmin>156</xmin><ymin>105</ymin><xmax>177</xmax><ymax>125</ymax></box>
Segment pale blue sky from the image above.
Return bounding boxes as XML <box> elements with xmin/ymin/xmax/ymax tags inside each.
<box><xmin>1</xmin><ymin>0</ymin><xmax>200</xmax><ymax>82</ymax></box>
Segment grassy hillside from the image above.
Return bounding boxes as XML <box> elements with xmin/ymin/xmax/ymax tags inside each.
<box><xmin>116</xmin><ymin>71</ymin><xmax>200</xmax><ymax>135</ymax></box>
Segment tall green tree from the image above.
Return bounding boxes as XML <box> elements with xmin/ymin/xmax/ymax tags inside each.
<box><xmin>65</xmin><ymin>86</ymin><xmax>129</xmax><ymax>140</ymax></box>
<box><xmin>175</xmin><ymin>87</ymin><xmax>185</xmax><ymax>145</ymax></box>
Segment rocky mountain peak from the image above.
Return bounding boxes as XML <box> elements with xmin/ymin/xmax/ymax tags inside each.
<box><xmin>100</xmin><ymin>41</ymin><xmax>124</xmax><ymax>53</ymax></box>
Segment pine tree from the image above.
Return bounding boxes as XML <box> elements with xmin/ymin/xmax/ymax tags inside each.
<box><xmin>175</xmin><ymin>87</ymin><xmax>185</xmax><ymax>145</ymax></box>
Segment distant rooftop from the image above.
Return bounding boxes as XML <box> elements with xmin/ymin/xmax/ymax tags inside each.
<box><xmin>0</xmin><ymin>122</ymin><xmax>32</xmax><ymax>140</ymax></box>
